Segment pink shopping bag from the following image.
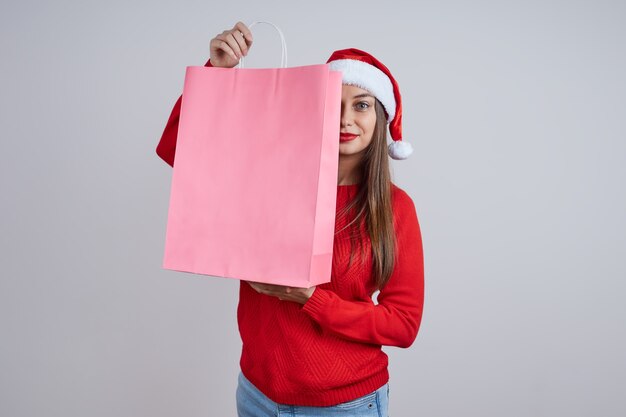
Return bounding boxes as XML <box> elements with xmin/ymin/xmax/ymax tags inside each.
<box><xmin>162</xmin><ymin>22</ymin><xmax>342</xmax><ymax>287</ymax></box>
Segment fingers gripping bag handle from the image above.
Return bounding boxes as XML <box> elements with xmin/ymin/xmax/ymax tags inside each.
<box><xmin>237</xmin><ymin>21</ymin><xmax>288</xmax><ymax>69</ymax></box>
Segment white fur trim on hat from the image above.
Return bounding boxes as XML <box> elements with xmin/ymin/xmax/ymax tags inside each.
<box><xmin>388</xmin><ymin>140</ymin><xmax>413</xmax><ymax>160</ymax></box>
<box><xmin>328</xmin><ymin>59</ymin><xmax>396</xmax><ymax>122</ymax></box>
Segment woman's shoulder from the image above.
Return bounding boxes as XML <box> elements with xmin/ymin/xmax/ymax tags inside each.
<box><xmin>390</xmin><ymin>182</ymin><xmax>416</xmax><ymax>211</ymax></box>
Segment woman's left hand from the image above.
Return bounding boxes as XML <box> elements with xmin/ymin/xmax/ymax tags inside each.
<box><xmin>246</xmin><ymin>281</ymin><xmax>316</xmax><ymax>305</ymax></box>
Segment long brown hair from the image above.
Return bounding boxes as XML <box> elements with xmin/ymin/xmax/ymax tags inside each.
<box><xmin>335</xmin><ymin>98</ymin><xmax>397</xmax><ymax>291</ymax></box>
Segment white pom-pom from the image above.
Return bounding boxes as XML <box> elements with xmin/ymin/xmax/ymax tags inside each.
<box><xmin>388</xmin><ymin>140</ymin><xmax>413</xmax><ymax>160</ymax></box>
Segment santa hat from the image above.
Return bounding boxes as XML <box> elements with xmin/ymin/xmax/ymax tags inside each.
<box><xmin>326</xmin><ymin>48</ymin><xmax>413</xmax><ymax>160</ymax></box>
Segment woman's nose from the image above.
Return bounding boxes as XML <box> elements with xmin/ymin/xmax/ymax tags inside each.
<box><xmin>340</xmin><ymin>112</ymin><xmax>353</xmax><ymax>127</ymax></box>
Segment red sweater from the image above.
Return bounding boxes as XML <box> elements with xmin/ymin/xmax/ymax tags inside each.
<box><xmin>156</xmin><ymin>58</ymin><xmax>425</xmax><ymax>407</ymax></box>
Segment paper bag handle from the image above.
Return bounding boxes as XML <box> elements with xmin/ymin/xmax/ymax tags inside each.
<box><xmin>237</xmin><ymin>21</ymin><xmax>288</xmax><ymax>69</ymax></box>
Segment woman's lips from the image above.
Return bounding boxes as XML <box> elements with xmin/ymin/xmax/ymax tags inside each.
<box><xmin>340</xmin><ymin>133</ymin><xmax>358</xmax><ymax>142</ymax></box>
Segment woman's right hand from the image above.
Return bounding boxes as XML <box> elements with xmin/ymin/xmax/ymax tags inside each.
<box><xmin>209</xmin><ymin>21</ymin><xmax>253</xmax><ymax>68</ymax></box>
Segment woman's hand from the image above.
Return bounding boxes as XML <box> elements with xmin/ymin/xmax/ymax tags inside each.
<box><xmin>209</xmin><ymin>21</ymin><xmax>253</xmax><ymax>68</ymax></box>
<box><xmin>246</xmin><ymin>281</ymin><xmax>316</xmax><ymax>305</ymax></box>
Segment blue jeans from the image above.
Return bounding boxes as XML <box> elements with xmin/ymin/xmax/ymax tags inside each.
<box><xmin>236</xmin><ymin>371</ymin><xmax>389</xmax><ymax>416</ymax></box>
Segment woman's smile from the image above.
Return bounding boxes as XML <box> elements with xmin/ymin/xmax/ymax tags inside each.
<box><xmin>339</xmin><ymin>132</ymin><xmax>359</xmax><ymax>142</ymax></box>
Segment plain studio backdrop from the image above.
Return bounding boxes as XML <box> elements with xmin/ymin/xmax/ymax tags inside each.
<box><xmin>1</xmin><ymin>0</ymin><xmax>625</xmax><ymax>416</ymax></box>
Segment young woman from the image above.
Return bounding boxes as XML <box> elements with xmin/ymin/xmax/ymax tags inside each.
<box><xmin>156</xmin><ymin>21</ymin><xmax>424</xmax><ymax>417</ymax></box>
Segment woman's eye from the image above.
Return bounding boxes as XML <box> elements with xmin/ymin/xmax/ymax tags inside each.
<box><xmin>355</xmin><ymin>101</ymin><xmax>370</xmax><ymax>110</ymax></box>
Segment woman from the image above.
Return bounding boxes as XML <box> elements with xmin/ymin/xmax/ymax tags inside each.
<box><xmin>156</xmin><ymin>21</ymin><xmax>424</xmax><ymax>417</ymax></box>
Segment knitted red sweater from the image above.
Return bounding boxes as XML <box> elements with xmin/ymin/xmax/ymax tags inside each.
<box><xmin>156</xmin><ymin>58</ymin><xmax>425</xmax><ymax>407</ymax></box>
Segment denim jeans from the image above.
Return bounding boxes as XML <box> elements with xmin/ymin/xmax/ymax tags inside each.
<box><xmin>236</xmin><ymin>371</ymin><xmax>389</xmax><ymax>416</ymax></box>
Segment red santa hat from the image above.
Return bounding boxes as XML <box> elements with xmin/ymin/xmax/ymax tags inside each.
<box><xmin>326</xmin><ymin>48</ymin><xmax>413</xmax><ymax>160</ymax></box>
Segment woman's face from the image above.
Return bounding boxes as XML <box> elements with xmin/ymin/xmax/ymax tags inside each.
<box><xmin>339</xmin><ymin>84</ymin><xmax>378</xmax><ymax>157</ymax></box>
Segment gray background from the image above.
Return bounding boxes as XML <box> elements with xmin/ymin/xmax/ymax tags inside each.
<box><xmin>1</xmin><ymin>0</ymin><xmax>625</xmax><ymax>416</ymax></box>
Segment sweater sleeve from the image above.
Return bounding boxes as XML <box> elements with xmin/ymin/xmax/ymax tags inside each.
<box><xmin>300</xmin><ymin>190</ymin><xmax>425</xmax><ymax>348</ymax></box>
<box><xmin>156</xmin><ymin>57</ymin><xmax>214</xmax><ymax>167</ymax></box>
